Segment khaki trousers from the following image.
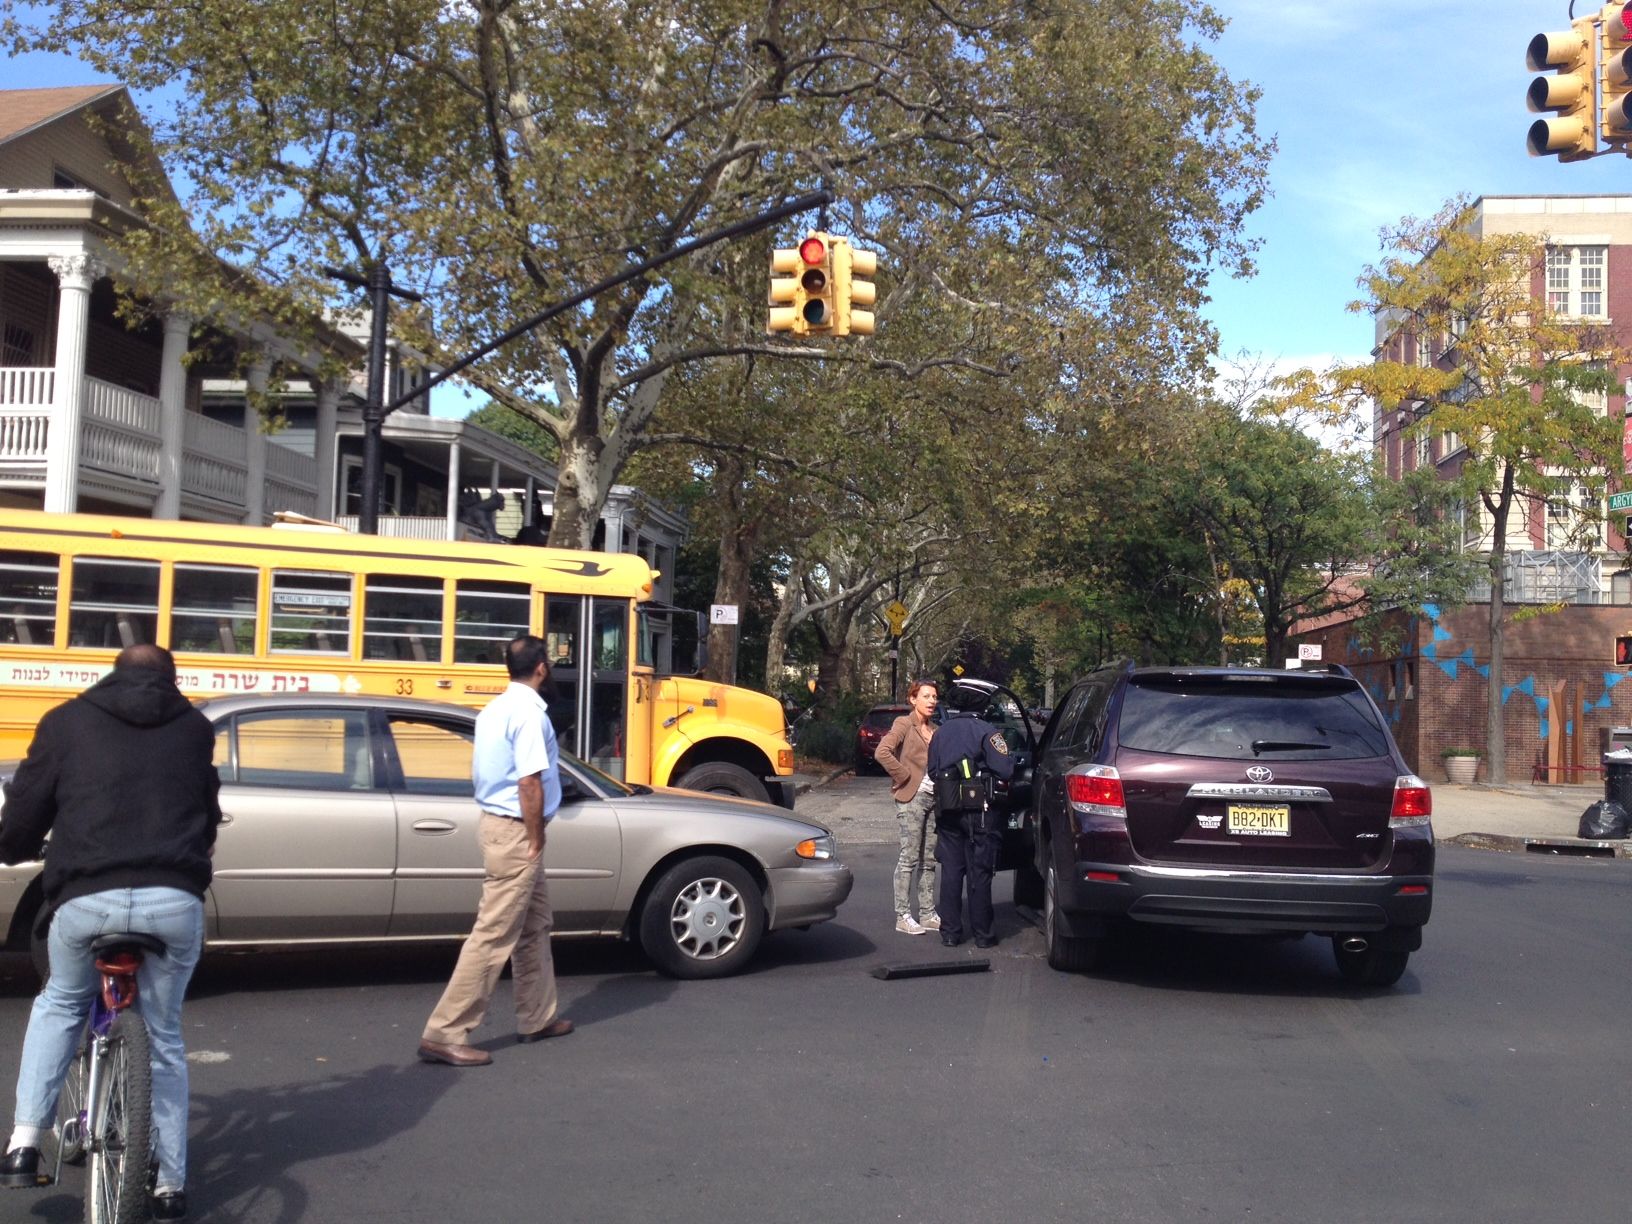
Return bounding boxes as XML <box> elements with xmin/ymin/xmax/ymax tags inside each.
<box><xmin>422</xmin><ymin>813</ymin><xmax>560</xmax><ymax>1044</ymax></box>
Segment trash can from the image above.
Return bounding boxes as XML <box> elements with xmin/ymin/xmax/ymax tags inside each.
<box><xmin>1604</xmin><ymin>746</ymin><xmax>1632</xmax><ymax>809</ymax></box>
<box><xmin>1598</xmin><ymin>726</ymin><xmax>1632</xmax><ymax>756</ymax></box>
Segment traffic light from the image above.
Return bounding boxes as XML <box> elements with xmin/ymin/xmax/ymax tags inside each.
<box><xmin>767</xmin><ymin>233</ymin><xmax>835</xmax><ymax>335</ymax></box>
<box><xmin>795</xmin><ymin>233</ymin><xmax>835</xmax><ymax>332</ymax></box>
<box><xmin>1617</xmin><ymin>633</ymin><xmax>1632</xmax><ymax>666</ymax></box>
<box><xmin>1527</xmin><ymin>19</ymin><xmax>1598</xmax><ymax>160</ymax></box>
<box><xmin>768</xmin><ymin>245</ymin><xmax>804</xmax><ymax>335</ymax></box>
<box><xmin>832</xmin><ymin>240</ymin><xmax>877</xmax><ymax>337</ymax></box>
<box><xmin>1603</xmin><ymin>3</ymin><xmax>1632</xmax><ymax>141</ymax></box>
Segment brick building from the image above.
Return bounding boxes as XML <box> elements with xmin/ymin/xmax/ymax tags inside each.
<box><xmin>1294</xmin><ymin>195</ymin><xmax>1632</xmax><ymax>782</ymax></box>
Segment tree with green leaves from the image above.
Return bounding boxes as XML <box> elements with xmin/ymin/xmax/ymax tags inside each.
<box><xmin>1323</xmin><ymin>199</ymin><xmax>1626</xmax><ymax>783</ymax></box>
<box><xmin>1187</xmin><ymin>405</ymin><xmax>1474</xmax><ymax>667</ymax></box>
<box><xmin>12</xmin><ymin>0</ymin><xmax>1269</xmax><ymax>550</ymax></box>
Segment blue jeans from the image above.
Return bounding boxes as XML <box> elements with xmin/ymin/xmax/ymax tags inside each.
<box><xmin>12</xmin><ymin>888</ymin><xmax>204</xmax><ymax>1190</ymax></box>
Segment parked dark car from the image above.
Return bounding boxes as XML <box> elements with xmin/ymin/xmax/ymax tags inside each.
<box><xmin>1021</xmin><ymin>662</ymin><xmax>1433</xmax><ymax>988</ymax></box>
<box><xmin>854</xmin><ymin>703</ymin><xmax>908</xmax><ymax>775</ymax></box>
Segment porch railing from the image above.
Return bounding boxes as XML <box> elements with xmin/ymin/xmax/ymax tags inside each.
<box><xmin>0</xmin><ymin>368</ymin><xmax>54</xmax><ymax>407</ymax></box>
<box><xmin>182</xmin><ymin>411</ymin><xmax>249</xmax><ymax>502</ymax></box>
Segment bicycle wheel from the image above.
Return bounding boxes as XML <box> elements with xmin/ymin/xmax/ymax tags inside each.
<box><xmin>55</xmin><ymin>1043</ymin><xmax>89</xmax><ymax>1166</ymax></box>
<box><xmin>85</xmin><ymin>1012</ymin><xmax>151</xmax><ymax>1224</ymax></box>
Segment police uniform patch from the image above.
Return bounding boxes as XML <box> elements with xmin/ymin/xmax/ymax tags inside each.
<box><xmin>989</xmin><ymin>732</ymin><xmax>1009</xmax><ymax>755</ymax></box>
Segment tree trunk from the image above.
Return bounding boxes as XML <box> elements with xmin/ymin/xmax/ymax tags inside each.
<box><xmin>705</xmin><ymin>462</ymin><xmax>758</xmax><ymax>685</ymax></box>
<box><xmin>763</xmin><ymin>555</ymin><xmax>804</xmax><ymax>691</ymax></box>
<box><xmin>546</xmin><ymin>432</ymin><xmax>606</xmax><ymax>548</ymax></box>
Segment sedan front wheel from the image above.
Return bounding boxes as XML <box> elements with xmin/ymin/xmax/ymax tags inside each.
<box><xmin>640</xmin><ymin>856</ymin><xmax>765</xmax><ymax>979</ymax></box>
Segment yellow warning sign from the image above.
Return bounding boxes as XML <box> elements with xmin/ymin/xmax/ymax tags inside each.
<box><xmin>884</xmin><ymin>600</ymin><xmax>909</xmax><ymax>635</ymax></box>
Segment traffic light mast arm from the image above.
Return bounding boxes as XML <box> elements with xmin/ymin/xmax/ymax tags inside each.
<box><xmin>383</xmin><ymin>189</ymin><xmax>831</xmax><ymax>413</ymax></box>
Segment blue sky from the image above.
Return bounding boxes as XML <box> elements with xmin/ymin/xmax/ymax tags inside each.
<box><xmin>7</xmin><ymin>1</ymin><xmax>1629</xmax><ymax>402</ymax></box>
<box><xmin>1207</xmin><ymin>0</ymin><xmax>1632</xmax><ymax>378</ymax></box>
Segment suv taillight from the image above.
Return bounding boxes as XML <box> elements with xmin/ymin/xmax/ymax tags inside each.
<box><xmin>1389</xmin><ymin>774</ymin><xmax>1432</xmax><ymax>827</ymax></box>
<box><xmin>1066</xmin><ymin>766</ymin><xmax>1126</xmax><ymax>818</ymax></box>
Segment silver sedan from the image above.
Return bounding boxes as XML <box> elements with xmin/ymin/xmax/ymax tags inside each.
<box><xmin>0</xmin><ymin>694</ymin><xmax>852</xmax><ymax>980</ymax></box>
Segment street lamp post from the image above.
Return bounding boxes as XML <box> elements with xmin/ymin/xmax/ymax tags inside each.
<box><xmin>324</xmin><ymin>262</ymin><xmax>424</xmax><ymax>534</ymax></box>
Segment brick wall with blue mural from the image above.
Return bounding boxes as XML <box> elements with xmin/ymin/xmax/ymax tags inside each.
<box><xmin>1292</xmin><ymin>603</ymin><xmax>1632</xmax><ymax>784</ymax></box>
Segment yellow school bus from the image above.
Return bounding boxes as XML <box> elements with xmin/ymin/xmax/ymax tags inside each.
<box><xmin>0</xmin><ymin>510</ymin><xmax>796</xmax><ymax>805</ymax></box>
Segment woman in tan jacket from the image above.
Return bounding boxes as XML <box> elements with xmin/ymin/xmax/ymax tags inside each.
<box><xmin>873</xmin><ymin>679</ymin><xmax>940</xmax><ymax>934</ymax></box>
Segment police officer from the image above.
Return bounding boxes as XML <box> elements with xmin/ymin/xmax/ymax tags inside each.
<box><xmin>925</xmin><ymin>684</ymin><xmax>1015</xmax><ymax>948</ymax></box>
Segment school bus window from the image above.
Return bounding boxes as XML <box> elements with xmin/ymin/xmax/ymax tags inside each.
<box><xmin>235</xmin><ymin>708</ymin><xmax>369</xmax><ymax>789</ymax></box>
<box><xmin>269</xmin><ymin>570</ymin><xmax>352</xmax><ymax>655</ymax></box>
<box><xmin>364</xmin><ymin>575</ymin><xmax>443</xmax><ymax>662</ymax></box>
<box><xmin>454</xmin><ymin>579</ymin><xmax>529</xmax><ymax>664</ymax></box>
<box><xmin>68</xmin><ymin>557</ymin><xmax>159</xmax><ymax>649</ymax></box>
<box><xmin>172</xmin><ymin>564</ymin><xmax>258</xmax><ymax>655</ymax></box>
<box><xmin>0</xmin><ymin>549</ymin><xmax>59</xmax><ymax>647</ymax></box>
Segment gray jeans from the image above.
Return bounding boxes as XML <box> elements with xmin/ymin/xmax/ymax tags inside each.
<box><xmin>893</xmin><ymin>791</ymin><xmax>938</xmax><ymax>919</ymax></box>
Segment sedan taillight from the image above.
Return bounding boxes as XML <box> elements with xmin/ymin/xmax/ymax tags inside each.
<box><xmin>1066</xmin><ymin>765</ymin><xmax>1126</xmax><ymax>818</ymax></box>
<box><xmin>1389</xmin><ymin>774</ymin><xmax>1432</xmax><ymax>827</ymax></box>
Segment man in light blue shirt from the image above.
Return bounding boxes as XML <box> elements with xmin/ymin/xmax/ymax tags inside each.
<box><xmin>419</xmin><ymin>635</ymin><xmax>574</xmax><ymax>1066</ymax></box>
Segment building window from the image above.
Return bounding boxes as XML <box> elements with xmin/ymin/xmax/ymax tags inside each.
<box><xmin>340</xmin><ymin>457</ymin><xmax>402</xmax><ymax>517</ymax></box>
<box><xmin>1546</xmin><ymin>483</ymin><xmax>1602</xmax><ymax>549</ymax></box>
<box><xmin>2</xmin><ymin>323</ymin><xmax>35</xmax><ymax>365</ymax></box>
<box><xmin>1546</xmin><ymin>245</ymin><xmax>1607</xmax><ymax>317</ymax></box>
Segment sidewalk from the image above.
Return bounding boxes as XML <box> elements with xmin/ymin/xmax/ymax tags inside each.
<box><xmin>1430</xmin><ymin>780</ymin><xmax>1632</xmax><ymax>858</ymax></box>
<box><xmin>791</xmin><ymin>769</ymin><xmax>1632</xmax><ymax>860</ymax></box>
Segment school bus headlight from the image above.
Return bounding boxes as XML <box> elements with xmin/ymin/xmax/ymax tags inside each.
<box><xmin>777</xmin><ymin>749</ymin><xmax>794</xmax><ymax>770</ymax></box>
<box><xmin>795</xmin><ymin>835</ymin><xmax>835</xmax><ymax>861</ymax></box>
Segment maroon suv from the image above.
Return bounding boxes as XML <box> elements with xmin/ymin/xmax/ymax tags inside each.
<box><xmin>1021</xmin><ymin>663</ymin><xmax>1433</xmax><ymax>988</ymax></box>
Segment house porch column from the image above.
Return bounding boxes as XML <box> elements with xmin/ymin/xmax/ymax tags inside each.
<box><xmin>314</xmin><ymin>380</ymin><xmax>340</xmax><ymax>520</ymax></box>
<box><xmin>43</xmin><ymin>254</ymin><xmax>102</xmax><ymax>514</ymax></box>
<box><xmin>244</xmin><ymin>359</ymin><xmax>269</xmax><ymax>525</ymax></box>
<box><xmin>154</xmin><ymin>312</ymin><xmax>192</xmax><ymax>519</ymax></box>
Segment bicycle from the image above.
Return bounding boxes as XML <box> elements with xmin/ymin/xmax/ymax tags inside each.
<box><xmin>48</xmin><ymin>931</ymin><xmax>161</xmax><ymax>1224</ymax></box>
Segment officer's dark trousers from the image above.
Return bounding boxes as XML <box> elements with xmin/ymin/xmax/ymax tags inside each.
<box><xmin>935</xmin><ymin>815</ymin><xmax>998</xmax><ymax>941</ymax></box>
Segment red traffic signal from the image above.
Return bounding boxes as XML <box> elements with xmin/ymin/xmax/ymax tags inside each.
<box><xmin>1616</xmin><ymin>634</ymin><xmax>1632</xmax><ymax>666</ymax></box>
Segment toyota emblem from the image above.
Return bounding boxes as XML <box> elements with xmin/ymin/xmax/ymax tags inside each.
<box><xmin>1246</xmin><ymin>765</ymin><xmax>1273</xmax><ymax>783</ymax></box>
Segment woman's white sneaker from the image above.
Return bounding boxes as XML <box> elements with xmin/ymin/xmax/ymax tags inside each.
<box><xmin>919</xmin><ymin>912</ymin><xmax>941</xmax><ymax>931</ymax></box>
<box><xmin>895</xmin><ymin>915</ymin><xmax>926</xmax><ymax>935</ymax></box>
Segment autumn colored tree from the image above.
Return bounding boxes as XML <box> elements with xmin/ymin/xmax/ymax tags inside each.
<box><xmin>1330</xmin><ymin>199</ymin><xmax>1626</xmax><ymax>783</ymax></box>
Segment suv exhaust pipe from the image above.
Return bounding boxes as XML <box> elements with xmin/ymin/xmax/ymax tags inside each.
<box><xmin>1341</xmin><ymin>937</ymin><xmax>1369</xmax><ymax>954</ymax></box>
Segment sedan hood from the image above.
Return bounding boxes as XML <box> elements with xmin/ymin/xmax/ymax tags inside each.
<box><xmin>633</xmin><ymin>786</ymin><xmax>831</xmax><ymax>837</ymax></box>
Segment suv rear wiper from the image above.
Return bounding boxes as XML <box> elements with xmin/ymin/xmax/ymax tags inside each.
<box><xmin>1251</xmin><ymin>739</ymin><xmax>1330</xmax><ymax>754</ymax></box>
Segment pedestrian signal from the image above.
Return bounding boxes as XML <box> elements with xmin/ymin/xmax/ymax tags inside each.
<box><xmin>1616</xmin><ymin>634</ymin><xmax>1632</xmax><ymax>666</ymax></box>
<box><xmin>1528</xmin><ymin>19</ymin><xmax>1598</xmax><ymax>159</ymax></box>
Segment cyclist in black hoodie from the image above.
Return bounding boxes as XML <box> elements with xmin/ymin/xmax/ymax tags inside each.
<box><xmin>0</xmin><ymin>644</ymin><xmax>220</xmax><ymax>1221</ymax></box>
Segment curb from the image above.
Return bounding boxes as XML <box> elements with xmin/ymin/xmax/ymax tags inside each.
<box><xmin>1442</xmin><ymin>832</ymin><xmax>1632</xmax><ymax>859</ymax></box>
<box><xmin>792</xmin><ymin>765</ymin><xmax>852</xmax><ymax>797</ymax></box>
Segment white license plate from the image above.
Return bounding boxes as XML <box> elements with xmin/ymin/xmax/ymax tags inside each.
<box><xmin>1226</xmin><ymin>803</ymin><xmax>1290</xmax><ymax>836</ymax></box>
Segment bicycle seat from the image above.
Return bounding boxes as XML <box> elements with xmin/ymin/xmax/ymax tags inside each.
<box><xmin>89</xmin><ymin>933</ymin><xmax>166</xmax><ymax>958</ymax></box>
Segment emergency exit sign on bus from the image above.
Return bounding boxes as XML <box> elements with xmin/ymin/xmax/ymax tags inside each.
<box><xmin>1611</xmin><ymin>491</ymin><xmax>1632</xmax><ymax>512</ymax></box>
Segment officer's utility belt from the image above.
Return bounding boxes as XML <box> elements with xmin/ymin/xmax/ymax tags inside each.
<box><xmin>933</xmin><ymin>758</ymin><xmax>993</xmax><ymax>814</ymax></box>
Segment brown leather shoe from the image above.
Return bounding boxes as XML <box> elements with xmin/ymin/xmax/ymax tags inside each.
<box><xmin>417</xmin><ymin>1040</ymin><xmax>492</xmax><ymax>1066</ymax></box>
<box><xmin>516</xmin><ymin>1017</ymin><xmax>575</xmax><ymax>1043</ymax></box>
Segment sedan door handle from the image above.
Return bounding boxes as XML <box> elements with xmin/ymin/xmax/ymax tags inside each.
<box><xmin>218</xmin><ymin>813</ymin><xmax>234</xmax><ymax>825</ymax></box>
<box><xmin>411</xmin><ymin>819</ymin><xmax>458</xmax><ymax>834</ymax></box>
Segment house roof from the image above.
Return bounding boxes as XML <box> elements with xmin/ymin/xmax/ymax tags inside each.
<box><xmin>0</xmin><ymin>85</ymin><xmax>125</xmax><ymax>147</ymax></box>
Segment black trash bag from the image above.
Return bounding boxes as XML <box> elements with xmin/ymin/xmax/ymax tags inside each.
<box><xmin>1577</xmin><ymin>800</ymin><xmax>1630</xmax><ymax>839</ymax></box>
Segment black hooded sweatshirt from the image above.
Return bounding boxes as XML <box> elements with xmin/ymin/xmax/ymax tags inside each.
<box><xmin>0</xmin><ymin>667</ymin><xmax>221</xmax><ymax>913</ymax></box>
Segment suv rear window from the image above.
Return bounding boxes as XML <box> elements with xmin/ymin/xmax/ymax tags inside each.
<box><xmin>1116</xmin><ymin>676</ymin><xmax>1392</xmax><ymax>761</ymax></box>
<box><xmin>865</xmin><ymin>709</ymin><xmax>902</xmax><ymax>730</ymax></box>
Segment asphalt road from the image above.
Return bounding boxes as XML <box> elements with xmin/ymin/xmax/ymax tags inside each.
<box><xmin>0</xmin><ymin>792</ymin><xmax>1627</xmax><ymax>1222</ymax></box>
